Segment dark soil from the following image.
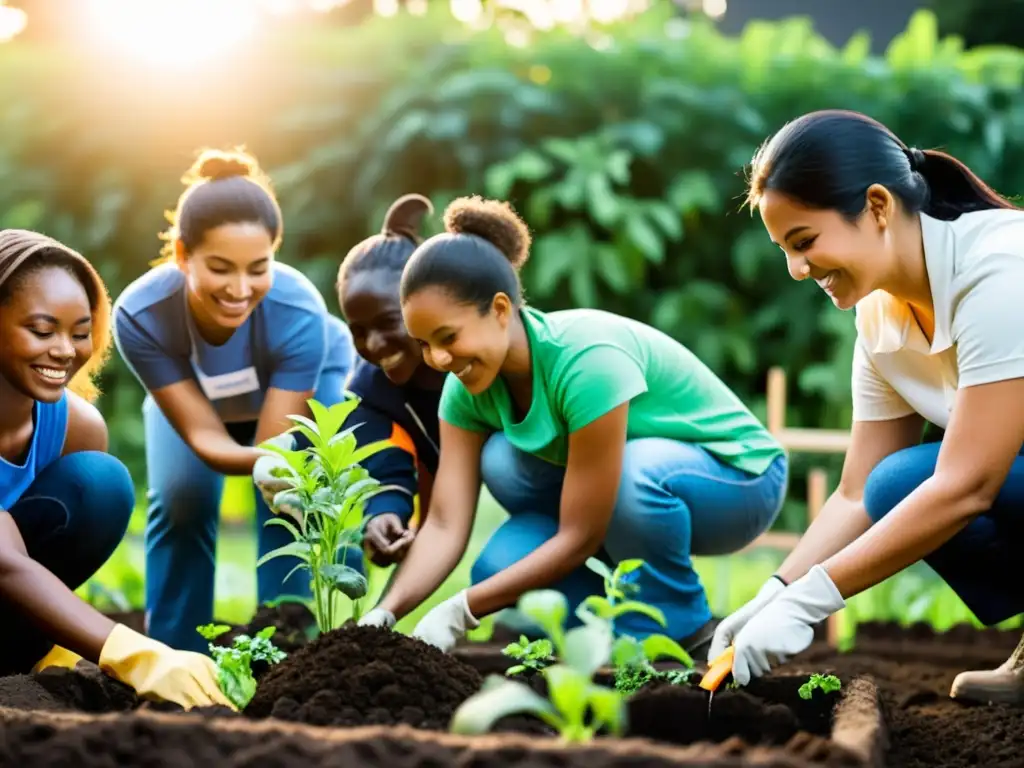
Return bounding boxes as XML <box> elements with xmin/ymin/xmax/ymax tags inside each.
<box><xmin>0</xmin><ymin>715</ymin><xmax>827</xmax><ymax>768</ymax></box>
<box><xmin>219</xmin><ymin>602</ymin><xmax>318</xmax><ymax>658</ymax></box>
<box><xmin>795</xmin><ymin>622</ymin><xmax>1024</xmax><ymax>768</ymax></box>
<box><xmin>245</xmin><ymin>624</ymin><xmax>485</xmax><ymax>730</ymax></box>
<box><xmin>626</xmin><ymin>676</ymin><xmax>839</xmax><ymax>746</ymax></box>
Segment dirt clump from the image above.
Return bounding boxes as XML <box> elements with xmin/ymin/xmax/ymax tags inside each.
<box><xmin>245</xmin><ymin>624</ymin><xmax>484</xmax><ymax>730</ymax></box>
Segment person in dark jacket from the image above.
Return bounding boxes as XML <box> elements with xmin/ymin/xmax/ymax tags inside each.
<box><xmin>336</xmin><ymin>194</ymin><xmax>445</xmax><ymax>565</ymax></box>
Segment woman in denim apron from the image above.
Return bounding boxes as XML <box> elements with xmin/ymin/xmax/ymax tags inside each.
<box><xmin>112</xmin><ymin>149</ymin><xmax>354</xmax><ymax>653</ymax></box>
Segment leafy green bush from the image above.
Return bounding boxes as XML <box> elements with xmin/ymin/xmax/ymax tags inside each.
<box><xmin>2</xmin><ymin>6</ymin><xmax>1023</xmax><ymax>531</ymax></box>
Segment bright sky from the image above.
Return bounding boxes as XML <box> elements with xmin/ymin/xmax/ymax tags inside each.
<box><xmin>0</xmin><ymin>0</ymin><xmax>726</xmax><ymax>63</ymax></box>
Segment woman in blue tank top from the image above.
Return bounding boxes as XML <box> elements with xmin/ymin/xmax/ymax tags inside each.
<box><xmin>112</xmin><ymin>149</ymin><xmax>355</xmax><ymax>653</ymax></box>
<box><xmin>0</xmin><ymin>229</ymin><xmax>230</xmax><ymax>710</ymax></box>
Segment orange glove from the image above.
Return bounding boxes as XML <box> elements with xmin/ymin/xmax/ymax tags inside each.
<box><xmin>98</xmin><ymin>624</ymin><xmax>235</xmax><ymax>711</ymax></box>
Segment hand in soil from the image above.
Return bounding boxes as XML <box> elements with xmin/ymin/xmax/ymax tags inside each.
<box><xmin>411</xmin><ymin>590</ymin><xmax>480</xmax><ymax>652</ymax></box>
<box><xmin>97</xmin><ymin>624</ymin><xmax>236</xmax><ymax>711</ymax></box>
<box><xmin>357</xmin><ymin>607</ymin><xmax>396</xmax><ymax>629</ymax></box>
<box><xmin>731</xmin><ymin>565</ymin><xmax>844</xmax><ymax>685</ymax></box>
<box><xmin>364</xmin><ymin>513</ymin><xmax>414</xmax><ymax>565</ymax></box>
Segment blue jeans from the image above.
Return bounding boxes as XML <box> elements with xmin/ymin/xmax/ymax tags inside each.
<box><xmin>2</xmin><ymin>452</ymin><xmax>134</xmax><ymax>674</ymax></box>
<box><xmin>471</xmin><ymin>434</ymin><xmax>788</xmax><ymax>641</ymax></box>
<box><xmin>143</xmin><ymin>380</ymin><xmax>362</xmax><ymax>652</ymax></box>
<box><xmin>864</xmin><ymin>439</ymin><xmax>1024</xmax><ymax>626</ymax></box>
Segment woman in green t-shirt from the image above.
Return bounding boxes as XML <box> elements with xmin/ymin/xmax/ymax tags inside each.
<box><xmin>358</xmin><ymin>195</ymin><xmax>788</xmax><ymax>657</ymax></box>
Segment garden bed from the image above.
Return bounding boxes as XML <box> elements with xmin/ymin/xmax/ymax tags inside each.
<box><xmin>0</xmin><ymin>613</ymin><xmax>883</xmax><ymax>767</ymax></box>
<box><xmin>2</xmin><ymin>611</ymin><xmax>1022</xmax><ymax>766</ymax></box>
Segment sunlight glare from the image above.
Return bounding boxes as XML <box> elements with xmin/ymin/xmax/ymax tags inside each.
<box><xmin>0</xmin><ymin>4</ymin><xmax>27</xmax><ymax>43</ymax></box>
<box><xmin>374</xmin><ymin>0</ymin><xmax>400</xmax><ymax>16</ymax></box>
<box><xmin>85</xmin><ymin>0</ymin><xmax>258</xmax><ymax>68</ymax></box>
<box><xmin>451</xmin><ymin>0</ymin><xmax>484</xmax><ymax>24</ymax></box>
<box><xmin>702</xmin><ymin>0</ymin><xmax>727</xmax><ymax>20</ymax></box>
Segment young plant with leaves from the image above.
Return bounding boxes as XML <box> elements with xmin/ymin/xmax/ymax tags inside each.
<box><xmin>798</xmin><ymin>673</ymin><xmax>842</xmax><ymax>700</ymax></box>
<box><xmin>257</xmin><ymin>396</ymin><xmax>391</xmax><ymax>633</ymax></box>
<box><xmin>502</xmin><ymin>634</ymin><xmax>555</xmax><ymax>676</ymax></box>
<box><xmin>579</xmin><ymin>557</ymin><xmax>694</xmax><ymax>688</ymax></box>
<box><xmin>451</xmin><ymin>590</ymin><xmax>627</xmax><ymax>742</ymax></box>
<box><xmin>196</xmin><ymin>624</ymin><xmax>286</xmax><ymax>710</ymax></box>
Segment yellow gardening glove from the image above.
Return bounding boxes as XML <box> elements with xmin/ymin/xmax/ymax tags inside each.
<box><xmin>98</xmin><ymin>624</ymin><xmax>236</xmax><ymax>711</ymax></box>
<box><xmin>32</xmin><ymin>644</ymin><xmax>83</xmax><ymax>673</ymax></box>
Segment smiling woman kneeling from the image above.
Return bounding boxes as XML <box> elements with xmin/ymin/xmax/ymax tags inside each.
<box><xmin>0</xmin><ymin>229</ymin><xmax>229</xmax><ymax>709</ymax></box>
<box><xmin>358</xmin><ymin>196</ymin><xmax>788</xmax><ymax>658</ymax></box>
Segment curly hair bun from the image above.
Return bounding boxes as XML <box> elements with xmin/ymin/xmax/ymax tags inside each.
<box><xmin>383</xmin><ymin>193</ymin><xmax>433</xmax><ymax>241</ymax></box>
<box><xmin>190</xmin><ymin>148</ymin><xmax>259</xmax><ymax>183</ymax></box>
<box><xmin>443</xmin><ymin>195</ymin><xmax>531</xmax><ymax>268</ymax></box>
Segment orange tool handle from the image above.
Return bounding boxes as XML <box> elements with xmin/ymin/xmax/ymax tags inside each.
<box><xmin>699</xmin><ymin>645</ymin><xmax>735</xmax><ymax>691</ymax></box>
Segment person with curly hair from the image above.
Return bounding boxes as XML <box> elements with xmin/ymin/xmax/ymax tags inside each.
<box><xmin>358</xmin><ymin>195</ymin><xmax>788</xmax><ymax>657</ymax></box>
<box><xmin>112</xmin><ymin>148</ymin><xmax>354</xmax><ymax>654</ymax></box>
<box><xmin>328</xmin><ymin>193</ymin><xmax>445</xmax><ymax>567</ymax></box>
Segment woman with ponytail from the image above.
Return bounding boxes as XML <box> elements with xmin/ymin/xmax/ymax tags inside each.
<box><xmin>112</xmin><ymin>148</ymin><xmax>354</xmax><ymax>653</ymax></box>
<box><xmin>0</xmin><ymin>230</ymin><xmax>229</xmax><ymax>710</ymax></box>
<box><xmin>332</xmin><ymin>194</ymin><xmax>446</xmax><ymax>566</ymax></box>
<box><xmin>357</xmin><ymin>195</ymin><xmax>788</xmax><ymax>658</ymax></box>
<box><xmin>710</xmin><ymin>109</ymin><xmax>1024</xmax><ymax>701</ymax></box>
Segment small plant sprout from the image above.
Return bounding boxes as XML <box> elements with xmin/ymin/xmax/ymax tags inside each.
<box><xmin>257</xmin><ymin>396</ymin><xmax>391</xmax><ymax>634</ymax></box>
<box><xmin>451</xmin><ymin>589</ymin><xmax>627</xmax><ymax>743</ymax></box>
<box><xmin>502</xmin><ymin>635</ymin><xmax>554</xmax><ymax>676</ymax></box>
<box><xmin>196</xmin><ymin>624</ymin><xmax>286</xmax><ymax>710</ymax></box>
<box><xmin>580</xmin><ymin>557</ymin><xmax>694</xmax><ymax>674</ymax></box>
<box><xmin>798</xmin><ymin>673</ymin><xmax>842</xmax><ymax>700</ymax></box>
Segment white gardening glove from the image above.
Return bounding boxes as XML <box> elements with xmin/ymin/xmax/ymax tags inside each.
<box><xmin>731</xmin><ymin>564</ymin><xmax>845</xmax><ymax>685</ymax></box>
<box><xmin>252</xmin><ymin>432</ymin><xmax>303</xmax><ymax>523</ymax></box>
<box><xmin>357</xmin><ymin>607</ymin><xmax>397</xmax><ymax>629</ymax></box>
<box><xmin>707</xmin><ymin>575</ymin><xmax>786</xmax><ymax>662</ymax></box>
<box><xmin>411</xmin><ymin>590</ymin><xmax>479</xmax><ymax>652</ymax></box>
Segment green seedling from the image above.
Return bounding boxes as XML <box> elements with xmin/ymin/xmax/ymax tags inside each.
<box><xmin>502</xmin><ymin>635</ymin><xmax>555</xmax><ymax>676</ymax></box>
<box><xmin>451</xmin><ymin>589</ymin><xmax>627</xmax><ymax>742</ymax></box>
<box><xmin>613</xmin><ymin>661</ymin><xmax>700</xmax><ymax>695</ymax></box>
<box><xmin>257</xmin><ymin>396</ymin><xmax>390</xmax><ymax>633</ymax></box>
<box><xmin>579</xmin><ymin>557</ymin><xmax>694</xmax><ymax>680</ymax></box>
<box><xmin>798</xmin><ymin>673</ymin><xmax>842</xmax><ymax>700</ymax></box>
<box><xmin>196</xmin><ymin>623</ymin><xmax>286</xmax><ymax>710</ymax></box>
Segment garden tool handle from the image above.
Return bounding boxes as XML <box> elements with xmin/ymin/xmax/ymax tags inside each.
<box><xmin>700</xmin><ymin>645</ymin><xmax>735</xmax><ymax>691</ymax></box>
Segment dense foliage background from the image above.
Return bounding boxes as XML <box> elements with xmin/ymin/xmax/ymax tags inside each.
<box><xmin>2</xmin><ymin>5</ymin><xmax>1023</xmax><ymax>532</ymax></box>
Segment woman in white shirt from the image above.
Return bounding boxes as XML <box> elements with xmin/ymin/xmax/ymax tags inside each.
<box><xmin>709</xmin><ymin>108</ymin><xmax>1024</xmax><ymax>704</ymax></box>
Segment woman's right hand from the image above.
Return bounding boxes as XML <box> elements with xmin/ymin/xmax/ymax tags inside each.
<box><xmin>364</xmin><ymin>513</ymin><xmax>414</xmax><ymax>565</ymax></box>
<box><xmin>707</xmin><ymin>576</ymin><xmax>787</xmax><ymax>662</ymax></box>
<box><xmin>98</xmin><ymin>624</ymin><xmax>235</xmax><ymax>711</ymax></box>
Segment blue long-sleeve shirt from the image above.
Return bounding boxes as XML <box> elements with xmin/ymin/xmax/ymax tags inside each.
<box><xmin>344</xmin><ymin>357</ymin><xmax>441</xmax><ymax>525</ymax></box>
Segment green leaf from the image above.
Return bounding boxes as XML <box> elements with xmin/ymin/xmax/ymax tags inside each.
<box><xmin>255</xmin><ymin>541</ymin><xmax>312</xmax><ymax>568</ymax></box>
<box><xmin>584</xmin><ymin>557</ymin><xmax>614</xmax><ymax>584</ymax></box>
<box><xmin>518</xmin><ymin>589</ymin><xmax>568</xmax><ymax>645</ymax></box>
<box><xmin>450</xmin><ymin>676</ymin><xmax>557</xmax><ymax>735</ymax></box>
<box><xmin>608</xmin><ymin>600</ymin><xmax>666</xmax><ymax>626</ymax></box>
<box><xmin>613</xmin><ymin>559</ymin><xmax>645</xmax><ymax>578</ymax></box>
<box><xmin>625</xmin><ymin>216</ymin><xmax>663</xmax><ymax>263</ymax></box>
<box><xmin>640</xmin><ymin>634</ymin><xmax>693</xmax><ymax>667</ymax></box>
<box><xmin>256</xmin><ymin>626</ymin><xmax>277</xmax><ymax>641</ymax></box>
<box><xmin>562</xmin><ymin>622</ymin><xmax>612</xmax><ymax>677</ymax></box>
<box><xmin>264</xmin><ymin>515</ymin><xmax>303</xmax><ymax>541</ymax></box>
<box><xmin>196</xmin><ymin>623</ymin><xmax>231</xmax><ymax>641</ymax></box>
<box><xmin>611</xmin><ymin>634</ymin><xmax>644</xmax><ymax>668</ymax></box>
<box><xmin>320</xmin><ymin>563</ymin><xmax>368</xmax><ymax>599</ymax></box>
<box><xmin>543</xmin><ymin>664</ymin><xmax>591</xmax><ymax>728</ymax></box>
<box><xmin>587</xmin><ymin>684</ymin><xmax>627</xmax><ymax>736</ymax></box>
